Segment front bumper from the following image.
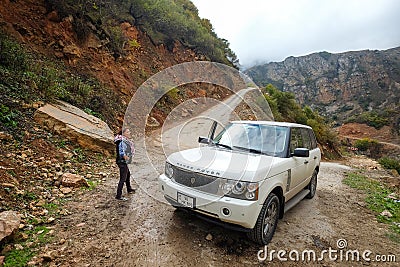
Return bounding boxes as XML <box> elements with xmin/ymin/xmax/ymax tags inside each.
<box><xmin>158</xmin><ymin>173</ymin><xmax>262</xmax><ymax>229</ymax></box>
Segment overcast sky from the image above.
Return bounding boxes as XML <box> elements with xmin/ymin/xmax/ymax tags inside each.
<box><xmin>191</xmin><ymin>0</ymin><xmax>400</xmax><ymax>68</ymax></box>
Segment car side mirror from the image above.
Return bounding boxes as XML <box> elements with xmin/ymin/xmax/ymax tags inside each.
<box><xmin>198</xmin><ymin>136</ymin><xmax>212</xmax><ymax>144</ymax></box>
<box><xmin>292</xmin><ymin>148</ymin><xmax>309</xmax><ymax>157</ymax></box>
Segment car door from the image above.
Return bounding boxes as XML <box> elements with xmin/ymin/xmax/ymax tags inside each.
<box><xmin>306</xmin><ymin>128</ymin><xmax>320</xmax><ymax>174</ymax></box>
<box><xmin>300</xmin><ymin>128</ymin><xmax>316</xmax><ymax>181</ymax></box>
<box><xmin>287</xmin><ymin>127</ymin><xmax>311</xmax><ymax>197</ymax></box>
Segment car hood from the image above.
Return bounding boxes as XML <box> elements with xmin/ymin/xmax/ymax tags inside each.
<box><xmin>167</xmin><ymin>146</ymin><xmax>287</xmax><ymax>182</ymax></box>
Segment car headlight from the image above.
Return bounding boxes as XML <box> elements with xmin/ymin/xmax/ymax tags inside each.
<box><xmin>232</xmin><ymin>181</ymin><xmax>246</xmax><ymax>195</ymax></box>
<box><xmin>220</xmin><ymin>179</ymin><xmax>259</xmax><ymax>200</ymax></box>
<box><xmin>222</xmin><ymin>181</ymin><xmax>234</xmax><ymax>195</ymax></box>
<box><xmin>165</xmin><ymin>162</ymin><xmax>174</xmax><ymax>179</ymax></box>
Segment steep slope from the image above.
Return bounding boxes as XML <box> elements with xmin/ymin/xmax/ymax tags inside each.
<box><xmin>0</xmin><ymin>0</ymin><xmax>234</xmax><ymax>130</ymax></box>
<box><xmin>245</xmin><ymin>48</ymin><xmax>400</xmax><ymax>126</ymax></box>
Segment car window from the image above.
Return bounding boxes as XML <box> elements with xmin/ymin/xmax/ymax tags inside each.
<box><xmin>300</xmin><ymin>128</ymin><xmax>312</xmax><ymax>149</ymax></box>
<box><xmin>290</xmin><ymin>128</ymin><xmax>304</xmax><ymax>154</ymax></box>
<box><xmin>309</xmin><ymin>129</ymin><xmax>318</xmax><ymax>149</ymax></box>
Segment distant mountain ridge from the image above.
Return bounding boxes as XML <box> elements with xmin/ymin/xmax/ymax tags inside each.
<box><xmin>245</xmin><ymin>47</ymin><xmax>400</xmax><ymax>123</ymax></box>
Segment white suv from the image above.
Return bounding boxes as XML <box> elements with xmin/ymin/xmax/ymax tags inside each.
<box><xmin>158</xmin><ymin>121</ymin><xmax>321</xmax><ymax>244</ymax></box>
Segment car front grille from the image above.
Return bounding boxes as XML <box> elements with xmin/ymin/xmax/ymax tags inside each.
<box><xmin>172</xmin><ymin>167</ymin><xmax>220</xmax><ymax>195</ymax></box>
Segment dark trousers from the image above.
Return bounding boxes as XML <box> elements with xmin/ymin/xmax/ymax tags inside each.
<box><xmin>116</xmin><ymin>163</ymin><xmax>132</xmax><ymax>199</ymax></box>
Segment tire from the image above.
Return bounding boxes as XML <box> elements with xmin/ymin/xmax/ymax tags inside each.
<box><xmin>305</xmin><ymin>170</ymin><xmax>317</xmax><ymax>199</ymax></box>
<box><xmin>248</xmin><ymin>193</ymin><xmax>280</xmax><ymax>245</ymax></box>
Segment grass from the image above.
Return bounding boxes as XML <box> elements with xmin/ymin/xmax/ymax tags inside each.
<box><xmin>42</xmin><ymin>202</ymin><xmax>59</xmax><ymax>215</ymax></box>
<box><xmin>72</xmin><ymin>147</ymin><xmax>86</xmax><ymax>163</ymax></box>
<box><xmin>3</xmin><ymin>226</ymin><xmax>52</xmax><ymax>266</ymax></box>
<box><xmin>343</xmin><ymin>172</ymin><xmax>400</xmax><ymax>243</ymax></box>
<box><xmin>82</xmin><ymin>179</ymin><xmax>99</xmax><ymax>191</ymax></box>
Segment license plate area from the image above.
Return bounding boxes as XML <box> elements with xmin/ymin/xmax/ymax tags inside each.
<box><xmin>177</xmin><ymin>192</ymin><xmax>195</xmax><ymax>208</ymax></box>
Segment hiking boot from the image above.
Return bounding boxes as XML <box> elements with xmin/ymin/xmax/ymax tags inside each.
<box><xmin>116</xmin><ymin>197</ymin><xmax>128</xmax><ymax>201</ymax></box>
<box><xmin>127</xmin><ymin>189</ymin><xmax>136</xmax><ymax>194</ymax></box>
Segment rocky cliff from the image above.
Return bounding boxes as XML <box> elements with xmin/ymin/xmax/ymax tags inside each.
<box><xmin>245</xmin><ymin>48</ymin><xmax>400</xmax><ymax>123</ymax></box>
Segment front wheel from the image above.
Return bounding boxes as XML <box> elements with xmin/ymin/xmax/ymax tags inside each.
<box><xmin>248</xmin><ymin>193</ymin><xmax>280</xmax><ymax>245</ymax></box>
<box><xmin>306</xmin><ymin>170</ymin><xmax>318</xmax><ymax>199</ymax></box>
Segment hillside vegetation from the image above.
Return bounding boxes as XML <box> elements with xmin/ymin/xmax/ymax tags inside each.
<box><xmin>0</xmin><ymin>32</ymin><xmax>122</xmax><ymax>134</ymax></box>
<box><xmin>45</xmin><ymin>0</ymin><xmax>238</xmax><ymax>66</ymax></box>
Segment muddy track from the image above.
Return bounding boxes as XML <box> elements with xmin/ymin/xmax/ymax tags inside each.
<box><xmin>47</xmin><ymin>160</ymin><xmax>399</xmax><ymax>267</ymax></box>
<box><xmin>46</xmin><ymin>91</ymin><xmax>399</xmax><ymax>266</ymax></box>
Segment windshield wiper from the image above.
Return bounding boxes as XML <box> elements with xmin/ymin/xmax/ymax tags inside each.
<box><xmin>214</xmin><ymin>142</ymin><xmax>232</xmax><ymax>150</ymax></box>
<box><xmin>233</xmin><ymin>146</ymin><xmax>267</xmax><ymax>155</ymax></box>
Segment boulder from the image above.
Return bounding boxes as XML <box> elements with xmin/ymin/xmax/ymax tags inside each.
<box><xmin>61</xmin><ymin>173</ymin><xmax>89</xmax><ymax>188</ymax></box>
<box><xmin>0</xmin><ymin>211</ymin><xmax>21</xmax><ymax>242</ymax></box>
<box><xmin>34</xmin><ymin>101</ymin><xmax>114</xmax><ymax>155</ymax></box>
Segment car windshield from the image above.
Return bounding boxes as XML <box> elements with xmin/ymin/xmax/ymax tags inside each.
<box><xmin>213</xmin><ymin>123</ymin><xmax>289</xmax><ymax>157</ymax></box>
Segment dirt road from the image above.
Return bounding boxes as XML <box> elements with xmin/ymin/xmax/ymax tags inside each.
<box><xmin>47</xmin><ymin>91</ymin><xmax>399</xmax><ymax>266</ymax></box>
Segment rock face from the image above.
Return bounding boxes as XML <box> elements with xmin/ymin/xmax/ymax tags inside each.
<box><xmin>34</xmin><ymin>101</ymin><xmax>114</xmax><ymax>155</ymax></box>
<box><xmin>0</xmin><ymin>211</ymin><xmax>21</xmax><ymax>242</ymax></box>
<box><xmin>246</xmin><ymin>47</ymin><xmax>400</xmax><ymax>122</ymax></box>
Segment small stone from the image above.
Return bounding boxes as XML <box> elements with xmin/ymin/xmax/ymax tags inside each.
<box><xmin>205</xmin><ymin>233</ymin><xmax>213</xmax><ymax>241</ymax></box>
<box><xmin>76</xmin><ymin>222</ymin><xmax>86</xmax><ymax>227</ymax></box>
<box><xmin>61</xmin><ymin>173</ymin><xmax>89</xmax><ymax>188</ymax></box>
<box><xmin>0</xmin><ymin>132</ymin><xmax>13</xmax><ymax>141</ymax></box>
<box><xmin>36</xmin><ymin>199</ymin><xmax>46</xmax><ymax>207</ymax></box>
<box><xmin>21</xmin><ymin>233</ymin><xmax>29</xmax><ymax>240</ymax></box>
<box><xmin>47</xmin><ymin>217</ymin><xmax>56</xmax><ymax>223</ymax></box>
<box><xmin>15</xmin><ymin>244</ymin><xmax>24</xmax><ymax>250</ymax></box>
<box><xmin>1</xmin><ymin>183</ymin><xmax>16</xmax><ymax>188</ymax></box>
<box><xmin>41</xmin><ymin>251</ymin><xmax>54</xmax><ymax>262</ymax></box>
<box><xmin>380</xmin><ymin>210</ymin><xmax>393</xmax><ymax>218</ymax></box>
<box><xmin>387</xmin><ymin>193</ymin><xmax>398</xmax><ymax>200</ymax></box>
<box><xmin>60</xmin><ymin>187</ymin><xmax>73</xmax><ymax>194</ymax></box>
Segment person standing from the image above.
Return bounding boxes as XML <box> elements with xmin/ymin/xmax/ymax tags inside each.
<box><xmin>114</xmin><ymin>128</ymin><xmax>135</xmax><ymax>200</ymax></box>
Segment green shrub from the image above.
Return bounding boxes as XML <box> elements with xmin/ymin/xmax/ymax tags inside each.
<box><xmin>379</xmin><ymin>157</ymin><xmax>400</xmax><ymax>174</ymax></box>
<box><xmin>347</xmin><ymin>111</ymin><xmax>389</xmax><ymax>129</ymax></box>
<box><xmin>0</xmin><ymin>32</ymin><xmax>28</xmax><ymax>72</ymax></box>
<box><xmin>354</xmin><ymin>138</ymin><xmax>379</xmax><ymax>151</ymax></box>
<box><xmin>0</xmin><ymin>104</ymin><xmax>19</xmax><ymax>128</ymax></box>
<box><xmin>128</xmin><ymin>39</ymin><xmax>141</xmax><ymax>49</ymax></box>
